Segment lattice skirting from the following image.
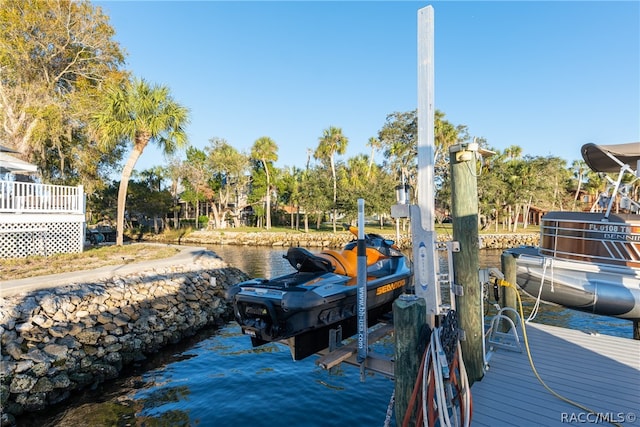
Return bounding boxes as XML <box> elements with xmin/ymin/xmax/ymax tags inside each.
<box><xmin>0</xmin><ymin>214</ymin><xmax>84</xmax><ymax>259</ymax></box>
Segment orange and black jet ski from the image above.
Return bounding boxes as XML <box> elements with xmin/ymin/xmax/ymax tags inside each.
<box><xmin>225</xmin><ymin>225</ymin><xmax>412</xmax><ymax>360</ymax></box>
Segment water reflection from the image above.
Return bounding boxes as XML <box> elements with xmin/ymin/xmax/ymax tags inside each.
<box><xmin>211</xmin><ymin>245</ymin><xmax>293</xmax><ymax>279</ymax></box>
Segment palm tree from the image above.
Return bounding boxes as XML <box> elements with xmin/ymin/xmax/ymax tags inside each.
<box><xmin>570</xmin><ymin>160</ymin><xmax>587</xmax><ymax>210</ymax></box>
<box><xmin>314</xmin><ymin>126</ymin><xmax>348</xmax><ymax>232</ymax></box>
<box><xmin>504</xmin><ymin>145</ymin><xmax>523</xmax><ymax>161</ymax></box>
<box><xmin>250</xmin><ymin>136</ymin><xmax>278</xmax><ymax>229</ymax></box>
<box><xmin>93</xmin><ymin>78</ymin><xmax>189</xmax><ymax>245</ymax></box>
<box><xmin>366</xmin><ymin>136</ymin><xmax>381</xmax><ymax>176</ymax></box>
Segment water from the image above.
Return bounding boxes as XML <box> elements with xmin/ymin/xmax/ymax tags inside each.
<box><xmin>17</xmin><ymin>246</ymin><xmax>634</xmax><ymax>427</ymax></box>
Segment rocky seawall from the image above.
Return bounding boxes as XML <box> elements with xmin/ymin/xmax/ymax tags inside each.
<box><xmin>0</xmin><ymin>250</ymin><xmax>249</xmax><ymax>426</ymax></box>
<box><xmin>179</xmin><ymin>230</ymin><xmax>540</xmax><ymax>250</ymax></box>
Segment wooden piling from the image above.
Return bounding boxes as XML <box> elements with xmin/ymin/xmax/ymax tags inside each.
<box><xmin>634</xmin><ymin>320</ymin><xmax>640</xmax><ymax>340</ymax></box>
<box><xmin>394</xmin><ymin>296</ymin><xmax>427</xmax><ymax>426</ymax></box>
<box><xmin>449</xmin><ymin>144</ymin><xmax>484</xmax><ymax>385</ymax></box>
<box><xmin>500</xmin><ymin>251</ymin><xmax>519</xmax><ymax>326</ymax></box>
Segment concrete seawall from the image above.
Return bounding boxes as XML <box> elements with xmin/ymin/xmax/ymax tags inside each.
<box><xmin>0</xmin><ymin>248</ymin><xmax>249</xmax><ymax>426</ymax></box>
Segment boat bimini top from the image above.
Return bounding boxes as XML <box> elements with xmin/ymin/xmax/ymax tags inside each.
<box><xmin>581</xmin><ymin>142</ymin><xmax>640</xmax><ymax>218</ymax></box>
<box><xmin>581</xmin><ymin>142</ymin><xmax>640</xmax><ymax>173</ymax></box>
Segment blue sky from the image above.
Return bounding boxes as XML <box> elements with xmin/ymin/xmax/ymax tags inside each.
<box><xmin>98</xmin><ymin>1</ymin><xmax>639</xmax><ymax>173</ymax></box>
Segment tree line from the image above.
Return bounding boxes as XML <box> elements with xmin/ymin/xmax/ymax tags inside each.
<box><xmin>2</xmin><ymin>1</ymin><xmax>633</xmax><ymax>243</ymax></box>
<box><xmin>90</xmin><ymin>108</ymin><xmax>627</xmax><ymax>236</ymax></box>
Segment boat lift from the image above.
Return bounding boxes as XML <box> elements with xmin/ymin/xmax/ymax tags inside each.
<box><xmin>317</xmin><ymin>5</ymin><xmax>449</xmax><ymax>380</ymax></box>
<box><xmin>315</xmin><ymin>198</ymin><xmax>400</xmax><ymax>380</ymax></box>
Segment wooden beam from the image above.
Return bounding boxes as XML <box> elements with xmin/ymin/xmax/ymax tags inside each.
<box><xmin>315</xmin><ymin>323</ymin><xmax>394</xmax><ymax>370</ymax></box>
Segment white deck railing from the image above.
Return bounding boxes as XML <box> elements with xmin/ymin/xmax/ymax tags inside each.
<box><xmin>0</xmin><ymin>180</ymin><xmax>84</xmax><ymax>214</ymax></box>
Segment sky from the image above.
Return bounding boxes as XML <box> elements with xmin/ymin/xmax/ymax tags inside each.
<box><xmin>97</xmin><ymin>1</ymin><xmax>640</xmax><ymax>173</ymax></box>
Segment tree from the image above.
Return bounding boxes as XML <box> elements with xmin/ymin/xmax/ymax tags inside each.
<box><xmin>477</xmin><ymin>154</ymin><xmax>508</xmax><ymax>231</ymax></box>
<box><xmin>314</xmin><ymin>126</ymin><xmax>348</xmax><ymax>232</ymax></box>
<box><xmin>181</xmin><ymin>147</ymin><xmax>212</xmax><ymax>229</ymax></box>
<box><xmin>126</xmin><ymin>178</ymin><xmax>173</xmax><ymax>234</ymax></box>
<box><xmin>570</xmin><ymin>160</ymin><xmax>587</xmax><ymax>210</ymax></box>
<box><xmin>366</xmin><ymin>136</ymin><xmax>382</xmax><ymax>174</ymax></box>
<box><xmin>250</xmin><ymin>136</ymin><xmax>278</xmax><ymax>229</ymax></box>
<box><xmin>0</xmin><ymin>0</ymin><xmax>126</xmax><ymax>182</ymax></box>
<box><xmin>164</xmin><ymin>156</ymin><xmax>184</xmax><ymax>229</ymax></box>
<box><xmin>301</xmin><ymin>165</ymin><xmax>332</xmax><ymax>230</ymax></box>
<box><xmin>377</xmin><ymin>109</ymin><xmax>461</xmax><ymax>212</ymax></box>
<box><xmin>206</xmin><ymin>137</ymin><xmax>249</xmax><ymax>229</ymax></box>
<box><xmin>377</xmin><ymin>111</ymin><xmax>417</xmax><ymax>189</ymax></box>
<box><xmin>504</xmin><ymin>145</ymin><xmax>523</xmax><ymax>161</ymax></box>
<box><xmin>340</xmin><ymin>154</ymin><xmax>395</xmax><ymax>227</ymax></box>
<box><xmin>278</xmin><ymin>166</ymin><xmax>305</xmax><ymax>229</ymax></box>
<box><xmin>92</xmin><ymin>78</ymin><xmax>189</xmax><ymax>245</ymax></box>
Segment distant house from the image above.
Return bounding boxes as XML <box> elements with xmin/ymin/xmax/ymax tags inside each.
<box><xmin>0</xmin><ymin>144</ymin><xmax>85</xmax><ymax>259</ymax></box>
<box><xmin>525</xmin><ymin>205</ymin><xmax>547</xmax><ymax>226</ymax></box>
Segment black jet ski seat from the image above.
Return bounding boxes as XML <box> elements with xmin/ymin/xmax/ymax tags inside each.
<box><xmin>284</xmin><ymin>246</ymin><xmax>386</xmax><ymax>278</ymax></box>
<box><xmin>284</xmin><ymin>247</ymin><xmax>335</xmax><ymax>273</ymax></box>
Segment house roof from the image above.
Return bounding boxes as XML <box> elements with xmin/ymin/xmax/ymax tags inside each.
<box><xmin>0</xmin><ymin>152</ymin><xmax>38</xmax><ymax>173</ymax></box>
<box><xmin>0</xmin><ymin>144</ymin><xmax>19</xmax><ymax>153</ymax></box>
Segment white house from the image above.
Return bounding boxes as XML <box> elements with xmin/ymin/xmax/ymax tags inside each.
<box><xmin>0</xmin><ymin>144</ymin><xmax>85</xmax><ymax>258</ymax></box>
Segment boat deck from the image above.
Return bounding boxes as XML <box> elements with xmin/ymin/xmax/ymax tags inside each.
<box><xmin>472</xmin><ymin>322</ymin><xmax>640</xmax><ymax>426</ymax></box>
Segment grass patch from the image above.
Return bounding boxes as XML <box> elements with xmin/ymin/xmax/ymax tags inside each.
<box><xmin>0</xmin><ymin>244</ymin><xmax>180</xmax><ymax>281</ymax></box>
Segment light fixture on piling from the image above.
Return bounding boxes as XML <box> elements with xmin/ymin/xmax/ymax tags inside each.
<box><xmin>395</xmin><ymin>183</ymin><xmax>411</xmax><ymax>205</ymax></box>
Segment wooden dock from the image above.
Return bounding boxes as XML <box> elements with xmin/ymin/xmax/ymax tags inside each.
<box><xmin>472</xmin><ymin>321</ymin><xmax>640</xmax><ymax>426</ymax></box>
<box><xmin>314</xmin><ymin>318</ymin><xmax>639</xmax><ymax>426</ymax></box>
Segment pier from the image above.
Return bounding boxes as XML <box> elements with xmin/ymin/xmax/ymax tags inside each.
<box><xmin>317</xmin><ymin>315</ymin><xmax>640</xmax><ymax>426</ymax></box>
<box><xmin>473</xmin><ymin>322</ymin><xmax>640</xmax><ymax>426</ymax></box>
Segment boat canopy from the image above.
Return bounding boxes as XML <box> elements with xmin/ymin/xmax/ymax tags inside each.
<box><xmin>581</xmin><ymin>142</ymin><xmax>640</xmax><ymax>173</ymax></box>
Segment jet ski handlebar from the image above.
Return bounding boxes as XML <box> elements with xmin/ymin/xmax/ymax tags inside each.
<box><xmin>341</xmin><ymin>223</ymin><xmax>402</xmax><ymax>257</ymax></box>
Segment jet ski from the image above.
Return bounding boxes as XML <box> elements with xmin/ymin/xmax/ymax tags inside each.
<box><xmin>225</xmin><ymin>225</ymin><xmax>412</xmax><ymax>360</ymax></box>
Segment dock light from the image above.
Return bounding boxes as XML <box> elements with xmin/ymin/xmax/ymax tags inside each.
<box><xmin>395</xmin><ymin>184</ymin><xmax>411</xmax><ymax>205</ymax></box>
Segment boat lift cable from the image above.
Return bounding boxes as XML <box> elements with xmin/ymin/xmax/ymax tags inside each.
<box><xmin>492</xmin><ymin>277</ymin><xmax>624</xmax><ymax>427</ymax></box>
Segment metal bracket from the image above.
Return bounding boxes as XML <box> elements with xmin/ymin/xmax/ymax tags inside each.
<box><xmin>328</xmin><ymin>326</ymin><xmax>343</xmax><ymax>352</ymax></box>
<box><xmin>435</xmin><ymin>240</ymin><xmax>459</xmax><ymax>252</ymax></box>
<box><xmin>451</xmin><ymin>284</ymin><xmax>464</xmax><ymax>296</ymax></box>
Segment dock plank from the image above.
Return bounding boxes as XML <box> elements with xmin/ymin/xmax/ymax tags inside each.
<box><xmin>472</xmin><ymin>322</ymin><xmax>640</xmax><ymax>426</ymax></box>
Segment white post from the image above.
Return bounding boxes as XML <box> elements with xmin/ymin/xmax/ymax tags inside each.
<box><xmin>413</xmin><ymin>6</ymin><xmax>441</xmax><ymax>325</ymax></box>
<box><xmin>80</xmin><ymin>184</ymin><xmax>86</xmax><ymax>252</ymax></box>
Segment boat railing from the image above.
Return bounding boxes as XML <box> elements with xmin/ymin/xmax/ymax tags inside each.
<box><xmin>540</xmin><ymin>215</ymin><xmax>640</xmax><ymax>268</ymax></box>
<box><xmin>0</xmin><ymin>180</ymin><xmax>84</xmax><ymax>214</ymax></box>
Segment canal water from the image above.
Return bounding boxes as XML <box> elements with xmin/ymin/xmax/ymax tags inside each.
<box><xmin>16</xmin><ymin>246</ymin><xmax>633</xmax><ymax>427</ymax></box>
